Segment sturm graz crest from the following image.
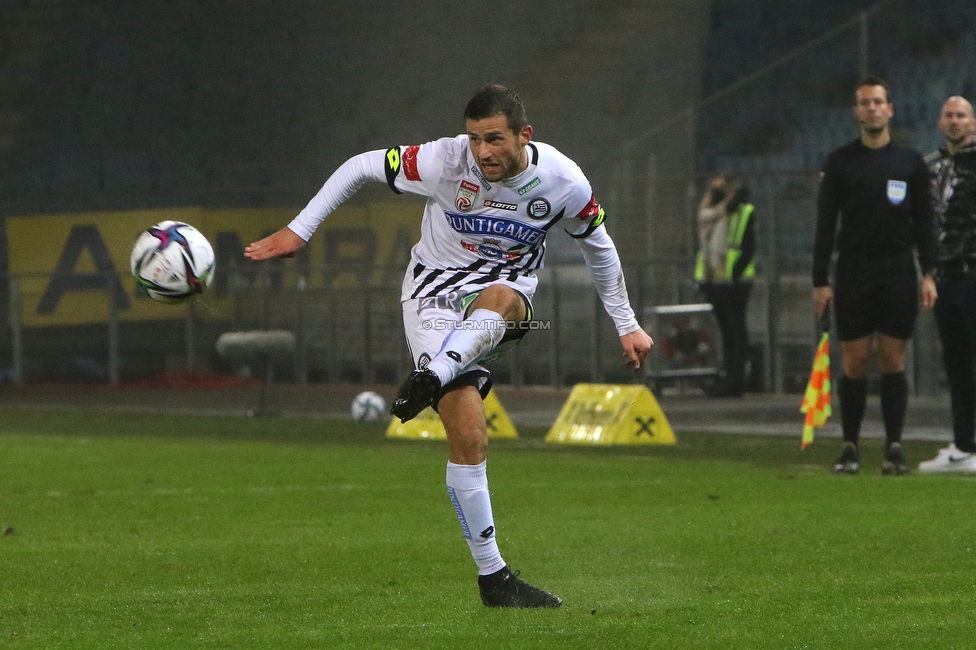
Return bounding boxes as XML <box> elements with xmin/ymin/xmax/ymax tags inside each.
<box><xmin>526</xmin><ymin>198</ymin><xmax>551</xmax><ymax>219</ymax></box>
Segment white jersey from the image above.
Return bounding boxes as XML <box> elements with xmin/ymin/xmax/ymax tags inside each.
<box><xmin>289</xmin><ymin>136</ymin><xmax>641</xmax><ymax>336</ymax></box>
<box><xmin>382</xmin><ymin>136</ymin><xmax>603</xmax><ymax>300</ymax></box>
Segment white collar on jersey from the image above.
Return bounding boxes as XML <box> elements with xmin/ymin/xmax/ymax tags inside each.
<box><xmin>499</xmin><ymin>145</ymin><xmax>537</xmax><ymax>187</ymax></box>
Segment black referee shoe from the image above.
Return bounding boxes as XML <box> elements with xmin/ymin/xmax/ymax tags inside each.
<box><xmin>390</xmin><ymin>369</ymin><xmax>441</xmax><ymax>423</ymax></box>
<box><xmin>832</xmin><ymin>441</ymin><xmax>860</xmax><ymax>474</ymax></box>
<box><xmin>882</xmin><ymin>442</ymin><xmax>911</xmax><ymax>476</ymax></box>
<box><xmin>478</xmin><ymin>566</ymin><xmax>562</xmax><ymax>608</ymax></box>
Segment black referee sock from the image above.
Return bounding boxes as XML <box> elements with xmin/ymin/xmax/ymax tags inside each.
<box><xmin>880</xmin><ymin>371</ymin><xmax>908</xmax><ymax>446</ymax></box>
<box><xmin>839</xmin><ymin>375</ymin><xmax>868</xmax><ymax>446</ymax></box>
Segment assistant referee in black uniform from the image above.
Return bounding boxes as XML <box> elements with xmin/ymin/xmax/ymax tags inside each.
<box><xmin>813</xmin><ymin>76</ymin><xmax>938</xmax><ymax>475</ymax></box>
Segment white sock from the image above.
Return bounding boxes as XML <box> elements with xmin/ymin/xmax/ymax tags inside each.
<box><xmin>446</xmin><ymin>461</ymin><xmax>506</xmax><ymax>575</ymax></box>
<box><xmin>426</xmin><ymin>309</ymin><xmax>506</xmax><ymax>386</ymax></box>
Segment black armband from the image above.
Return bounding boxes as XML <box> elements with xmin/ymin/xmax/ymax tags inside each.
<box><xmin>383</xmin><ymin>147</ymin><xmax>403</xmax><ymax>195</ymax></box>
<box><xmin>568</xmin><ymin>207</ymin><xmax>606</xmax><ymax>239</ymax></box>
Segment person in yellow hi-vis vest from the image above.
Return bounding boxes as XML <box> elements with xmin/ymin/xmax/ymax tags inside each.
<box><xmin>695</xmin><ymin>174</ymin><xmax>756</xmax><ymax>397</ymax></box>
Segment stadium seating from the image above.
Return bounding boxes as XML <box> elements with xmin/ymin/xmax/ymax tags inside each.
<box><xmin>701</xmin><ymin>0</ymin><xmax>976</xmax><ymax>177</ymax></box>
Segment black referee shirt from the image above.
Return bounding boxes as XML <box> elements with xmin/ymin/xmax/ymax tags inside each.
<box><xmin>813</xmin><ymin>139</ymin><xmax>937</xmax><ymax>287</ymax></box>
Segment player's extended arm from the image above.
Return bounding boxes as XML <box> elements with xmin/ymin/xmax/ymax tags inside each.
<box><xmin>244</xmin><ymin>227</ymin><xmax>306</xmax><ymax>261</ymax></box>
<box><xmin>620</xmin><ymin>329</ymin><xmax>654</xmax><ymax>372</ymax></box>
<box><xmin>574</xmin><ymin>224</ymin><xmax>653</xmax><ymax>371</ymax></box>
<box><xmin>245</xmin><ymin>150</ymin><xmax>388</xmax><ymax>260</ymax></box>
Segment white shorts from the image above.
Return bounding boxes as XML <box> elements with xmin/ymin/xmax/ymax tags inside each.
<box><xmin>400</xmin><ymin>271</ymin><xmax>537</xmax><ymax>399</ymax></box>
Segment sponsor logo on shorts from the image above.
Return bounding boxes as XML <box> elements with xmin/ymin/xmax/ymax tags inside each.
<box><xmin>483</xmin><ymin>199</ymin><xmax>518</xmax><ymax>211</ymax></box>
<box><xmin>526</xmin><ymin>198</ymin><xmax>551</xmax><ymax>219</ymax></box>
<box><xmin>455</xmin><ymin>180</ymin><xmax>480</xmax><ymax>212</ymax></box>
<box><xmin>418</xmin><ymin>292</ymin><xmax>465</xmax><ymax>313</ymax></box>
<box><xmin>518</xmin><ymin>177</ymin><xmax>541</xmax><ymax>195</ymax></box>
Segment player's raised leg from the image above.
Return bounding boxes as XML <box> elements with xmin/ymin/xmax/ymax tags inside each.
<box><xmin>392</xmin><ymin>285</ymin><xmax>526</xmax><ymax>422</ymax></box>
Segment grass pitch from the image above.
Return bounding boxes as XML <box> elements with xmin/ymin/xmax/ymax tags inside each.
<box><xmin>1</xmin><ymin>406</ymin><xmax>974</xmax><ymax>649</ymax></box>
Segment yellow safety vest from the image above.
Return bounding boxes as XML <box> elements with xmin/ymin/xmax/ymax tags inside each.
<box><xmin>694</xmin><ymin>203</ymin><xmax>755</xmax><ymax>282</ymax></box>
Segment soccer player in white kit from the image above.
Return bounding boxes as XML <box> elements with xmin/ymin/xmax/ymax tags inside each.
<box><xmin>245</xmin><ymin>85</ymin><xmax>654</xmax><ymax>608</ymax></box>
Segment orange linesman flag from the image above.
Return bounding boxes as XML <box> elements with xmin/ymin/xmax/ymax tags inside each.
<box><xmin>800</xmin><ymin>331</ymin><xmax>831</xmax><ymax>449</ymax></box>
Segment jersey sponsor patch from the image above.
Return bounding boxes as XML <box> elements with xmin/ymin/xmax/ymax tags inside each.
<box><xmin>576</xmin><ymin>193</ymin><xmax>601</xmax><ymax>219</ymax></box>
<box><xmin>445</xmin><ymin>212</ymin><xmax>546</xmax><ymax>246</ymax></box>
<box><xmin>518</xmin><ymin>177</ymin><xmax>541</xmax><ymax>195</ymax></box>
<box><xmin>887</xmin><ymin>179</ymin><xmax>907</xmax><ymax>205</ymax></box>
<box><xmin>455</xmin><ymin>180</ymin><xmax>480</xmax><ymax>212</ymax></box>
<box><xmin>484</xmin><ymin>199</ymin><xmax>517</xmax><ymax>211</ymax></box>
<box><xmin>462</xmin><ymin>239</ymin><xmax>521</xmax><ymax>260</ymax></box>
<box><xmin>402</xmin><ymin>145</ymin><xmax>421</xmax><ymax>181</ymax></box>
<box><xmin>470</xmin><ymin>164</ymin><xmax>492</xmax><ymax>190</ymax></box>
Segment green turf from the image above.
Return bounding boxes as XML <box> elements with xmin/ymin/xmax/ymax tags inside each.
<box><xmin>1</xmin><ymin>406</ymin><xmax>973</xmax><ymax>649</ymax></box>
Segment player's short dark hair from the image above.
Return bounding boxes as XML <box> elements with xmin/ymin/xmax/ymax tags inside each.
<box><xmin>855</xmin><ymin>75</ymin><xmax>892</xmax><ymax>104</ymax></box>
<box><xmin>464</xmin><ymin>84</ymin><xmax>528</xmax><ymax>133</ymax></box>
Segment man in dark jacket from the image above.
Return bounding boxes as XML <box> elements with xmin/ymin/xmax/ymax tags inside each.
<box><xmin>920</xmin><ymin>96</ymin><xmax>976</xmax><ymax>473</ymax></box>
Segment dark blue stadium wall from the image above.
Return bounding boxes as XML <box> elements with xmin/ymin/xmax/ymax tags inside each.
<box><xmin>699</xmin><ymin>0</ymin><xmax>976</xmax><ymax>169</ymax></box>
<box><xmin>0</xmin><ymin>1</ymin><xmax>710</xmax><ymax>215</ymax></box>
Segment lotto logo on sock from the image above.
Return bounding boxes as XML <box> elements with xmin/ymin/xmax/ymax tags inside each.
<box><xmin>480</xmin><ymin>526</ymin><xmax>495</xmax><ymax>539</ymax></box>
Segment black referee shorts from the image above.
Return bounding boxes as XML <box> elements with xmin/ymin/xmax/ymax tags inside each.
<box><xmin>833</xmin><ymin>252</ymin><xmax>919</xmax><ymax>342</ymax></box>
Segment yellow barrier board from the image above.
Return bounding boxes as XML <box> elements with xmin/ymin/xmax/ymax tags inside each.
<box><xmin>5</xmin><ymin>201</ymin><xmax>422</xmax><ymax>326</ymax></box>
<box><xmin>545</xmin><ymin>383</ymin><xmax>676</xmax><ymax>445</ymax></box>
<box><xmin>385</xmin><ymin>391</ymin><xmax>518</xmax><ymax>440</ymax></box>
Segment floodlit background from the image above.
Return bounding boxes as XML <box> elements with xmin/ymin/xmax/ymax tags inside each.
<box><xmin>0</xmin><ymin>0</ymin><xmax>972</xmax><ymax>396</ymax></box>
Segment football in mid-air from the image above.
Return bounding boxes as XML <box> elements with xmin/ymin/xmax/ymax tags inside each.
<box><xmin>130</xmin><ymin>221</ymin><xmax>215</xmax><ymax>303</ymax></box>
<box><xmin>351</xmin><ymin>391</ymin><xmax>387</xmax><ymax>423</ymax></box>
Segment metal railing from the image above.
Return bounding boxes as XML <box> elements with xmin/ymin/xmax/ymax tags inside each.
<box><xmin>0</xmin><ymin>260</ymin><xmax>948</xmax><ymax>395</ymax></box>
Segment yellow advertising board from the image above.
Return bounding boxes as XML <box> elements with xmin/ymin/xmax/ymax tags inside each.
<box><xmin>545</xmin><ymin>383</ymin><xmax>676</xmax><ymax>445</ymax></box>
<box><xmin>5</xmin><ymin>201</ymin><xmax>422</xmax><ymax>326</ymax></box>
<box><xmin>385</xmin><ymin>391</ymin><xmax>519</xmax><ymax>440</ymax></box>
